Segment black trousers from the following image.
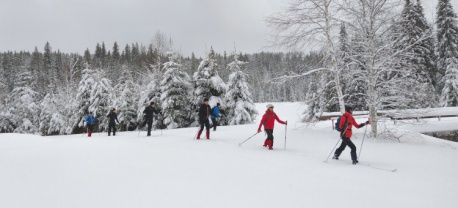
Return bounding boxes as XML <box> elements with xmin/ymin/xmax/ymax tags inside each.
<box><xmin>146</xmin><ymin>120</ymin><xmax>153</xmax><ymax>135</ymax></box>
<box><xmin>87</xmin><ymin>124</ymin><xmax>94</xmax><ymax>132</ymax></box>
<box><xmin>108</xmin><ymin>123</ymin><xmax>116</xmax><ymax>135</ymax></box>
<box><xmin>334</xmin><ymin>137</ymin><xmax>357</xmax><ymax>161</ymax></box>
<box><xmin>199</xmin><ymin>119</ymin><xmax>211</xmax><ymax>132</ymax></box>
<box><xmin>211</xmin><ymin>118</ymin><xmax>218</xmax><ymax>130</ymax></box>
<box><xmin>265</xmin><ymin>129</ymin><xmax>274</xmax><ymax>140</ymax></box>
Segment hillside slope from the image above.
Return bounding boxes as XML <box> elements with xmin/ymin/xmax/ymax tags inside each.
<box><xmin>0</xmin><ymin>102</ymin><xmax>457</xmax><ymax>208</ymax></box>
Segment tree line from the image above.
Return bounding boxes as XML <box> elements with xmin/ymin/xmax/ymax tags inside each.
<box><xmin>0</xmin><ymin>31</ymin><xmax>322</xmax><ymax>135</ymax></box>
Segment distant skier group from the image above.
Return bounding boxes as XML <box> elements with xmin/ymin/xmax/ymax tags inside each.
<box><xmin>81</xmin><ymin>98</ymin><xmax>224</xmax><ymax>138</ymax></box>
<box><xmin>82</xmin><ymin>98</ymin><xmax>370</xmax><ymax>165</ymax></box>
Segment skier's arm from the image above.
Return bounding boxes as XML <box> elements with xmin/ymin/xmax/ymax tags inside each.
<box><xmin>351</xmin><ymin>116</ymin><xmax>365</xmax><ymax>129</ymax></box>
<box><xmin>215</xmin><ymin>108</ymin><xmax>221</xmax><ymax>117</ymax></box>
<box><xmin>258</xmin><ymin>114</ymin><xmax>267</xmax><ymax>132</ymax></box>
<box><xmin>275</xmin><ymin>114</ymin><xmax>286</xmax><ymax>125</ymax></box>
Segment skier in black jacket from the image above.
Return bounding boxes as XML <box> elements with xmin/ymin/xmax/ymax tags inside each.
<box><xmin>197</xmin><ymin>98</ymin><xmax>212</xmax><ymax>139</ymax></box>
<box><xmin>143</xmin><ymin>102</ymin><xmax>159</xmax><ymax>136</ymax></box>
<box><xmin>107</xmin><ymin>108</ymin><xmax>119</xmax><ymax>136</ymax></box>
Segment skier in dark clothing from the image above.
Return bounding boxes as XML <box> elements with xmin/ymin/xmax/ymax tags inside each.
<box><xmin>333</xmin><ymin>106</ymin><xmax>370</xmax><ymax>164</ymax></box>
<box><xmin>143</xmin><ymin>102</ymin><xmax>159</xmax><ymax>136</ymax></box>
<box><xmin>210</xmin><ymin>103</ymin><xmax>222</xmax><ymax>131</ymax></box>
<box><xmin>84</xmin><ymin>112</ymin><xmax>98</xmax><ymax>137</ymax></box>
<box><xmin>197</xmin><ymin>98</ymin><xmax>212</xmax><ymax>139</ymax></box>
<box><xmin>106</xmin><ymin>108</ymin><xmax>119</xmax><ymax>136</ymax></box>
<box><xmin>257</xmin><ymin>104</ymin><xmax>287</xmax><ymax>150</ymax></box>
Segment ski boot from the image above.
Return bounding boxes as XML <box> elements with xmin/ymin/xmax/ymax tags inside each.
<box><xmin>332</xmin><ymin>154</ymin><xmax>339</xmax><ymax>160</ymax></box>
<box><xmin>352</xmin><ymin>160</ymin><xmax>359</xmax><ymax>165</ymax></box>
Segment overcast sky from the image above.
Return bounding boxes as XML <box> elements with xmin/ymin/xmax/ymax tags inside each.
<box><xmin>0</xmin><ymin>0</ymin><xmax>457</xmax><ymax>57</ymax></box>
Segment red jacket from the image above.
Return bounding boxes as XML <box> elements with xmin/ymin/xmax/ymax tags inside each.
<box><xmin>339</xmin><ymin>111</ymin><xmax>362</xmax><ymax>138</ymax></box>
<box><xmin>258</xmin><ymin>110</ymin><xmax>285</xmax><ymax>131</ymax></box>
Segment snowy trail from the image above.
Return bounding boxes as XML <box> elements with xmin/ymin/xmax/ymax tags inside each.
<box><xmin>1</xmin><ymin>103</ymin><xmax>457</xmax><ymax>208</ymax></box>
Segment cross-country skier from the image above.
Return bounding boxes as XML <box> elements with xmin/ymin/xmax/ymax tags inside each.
<box><xmin>107</xmin><ymin>108</ymin><xmax>119</xmax><ymax>136</ymax></box>
<box><xmin>143</xmin><ymin>102</ymin><xmax>159</xmax><ymax>136</ymax></box>
<box><xmin>210</xmin><ymin>103</ymin><xmax>223</xmax><ymax>131</ymax></box>
<box><xmin>257</xmin><ymin>104</ymin><xmax>287</xmax><ymax>150</ymax></box>
<box><xmin>333</xmin><ymin>106</ymin><xmax>370</xmax><ymax>164</ymax></box>
<box><xmin>84</xmin><ymin>112</ymin><xmax>98</xmax><ymax>137</ymax></box>
<box><xmin>197</xmin><ymin>98</ymin><xmax>212</xmax><ymax>139</ymax></box>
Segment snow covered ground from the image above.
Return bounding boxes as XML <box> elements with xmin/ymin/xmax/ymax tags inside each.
<box><xmin>1</xmin><ymin>102</ymin><xmax>457</xmax><ymax>208</ymax></box>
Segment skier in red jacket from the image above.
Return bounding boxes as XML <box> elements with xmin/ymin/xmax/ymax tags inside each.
<box><xmin>257</xmin><ymin>104</ymin><xmax>287</xmax><ymax>150</ymax></box>
<box><xmin>333</xmin><ymin>106</ymin><xmax>370</xmax><ymax>164</ymax></box>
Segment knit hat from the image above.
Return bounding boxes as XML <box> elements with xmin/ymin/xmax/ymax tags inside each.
<box><xmin>345</xmin><ymin>106</ymin><xmax>353</xmax><ymax>112</ymax></box>
<box><xmin>89</xmin><ymin>111</ymin><xmax>93</xmax><ymax>114</ymax></box>
<box><xmin>266</xmin><ymin>104</ymin><xmax>274</xmax><ymax>108</ymax></box>
<box><xmin>204</xmin><ymin>98</ymin><xmax>209</xmax><ymax>102</ymax></box>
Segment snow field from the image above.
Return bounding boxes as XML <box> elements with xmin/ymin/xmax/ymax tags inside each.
<box><xmin>0</xmin><ymin>102</ymin><xmax>457</xmax><ymax>208</ymax></box>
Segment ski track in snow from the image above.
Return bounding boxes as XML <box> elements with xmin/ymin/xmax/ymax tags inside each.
<box><xmin>0</xmin><ymin>102</ymin><xmax>457</xmax><ymax>208</ymax></box>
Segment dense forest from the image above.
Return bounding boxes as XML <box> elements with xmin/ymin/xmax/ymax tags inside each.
<box><xmin>1</xmin><ymin>0</ymin><xmax>458</xmax><ymax>137</ymax></box>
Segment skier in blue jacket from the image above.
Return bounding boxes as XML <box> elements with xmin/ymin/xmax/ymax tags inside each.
<box><xmin>84</xmin><ymin>112</ymin><xmax>98</xmax><ymax>137</ymax></box>
<box><xmin>210</xmin><ymin>103</ymin><xmax>223</xmax><ymax>131</ymax></box>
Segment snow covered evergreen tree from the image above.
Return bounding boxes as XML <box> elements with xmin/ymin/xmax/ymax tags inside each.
<box><xmin>137</xmin><ymin>68</ymin><xmax>162</xmax><ymax>128</ymax></box>
<box><xmin>114</xmin><ymin>66</ymin><xmax>138</xmax><ymax>131</ymax></box>
<box><xmin>392</xmin><ymin>0</ymin><xmax>437</xmax><ymax>108</ymax></box>
<box><xmin>224</xmin><ymin>53</ymin><xmax>257</xmax><ymax>125</ymax></box>
<box><xmin>39</xmin><ymin>93</ymin><xmax>65</xmax><ymax>135</ymax></box>
<box><xmin>160</xmin><ymin>53</ymin><xmax>192</xmax><ymax>129</ymax></box>
<box><xmin>72</xmin><ymin>65</ymin><xmax>96</xmax><ymax>132</ymax></box>
<box><xmin>9</xmin><ymin>68</ymin><xmax>39</xmax><ymax>133</ymax></box>
<box><xmin>437</xmin><ymin>0</ymin><xmax>458</xmax><ymax>106</ymax></box>
<box><xmin>192</xmin><ymin>48</ymin><xmax>227</xmax><ymax>112</ymax></box>
<box><xmin>89</xmin><ymin>69</ymin><xmax>114</xmax><ymax>131</ymax></box>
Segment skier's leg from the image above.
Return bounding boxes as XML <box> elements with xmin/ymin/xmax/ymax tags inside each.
<box><xmin>205</xmin><ymin>120</ymin><xmax>211</xmax><ymax>139</ymax></box>
<box><xmin>211</xmin><ymin>118</ymin><xmax>217</xmax><ymax>131</ymax></box>
<box><xmin>348</xmin><ymin>139</ymin><xmax>357</xmax><ymax>161</ymax></box>
<box><xmin>197</xmin><ymin>122</ymin><xmax>204</xmax><ymax>139</ymax></box>
<box><xmin>265</xmin><ymin>129</ymin><xmax>274</xmax><ymax>149</ymax></box>
<box><xmin>113</xmin><ymin>124</ymin><xmax>116</xmax><ymax>136</ymax></box>
<box><xmin>334</xmin><ymin>137</ymin><xmax>348</xmax><ymax>158</ymax></box>
<box><xmin>108</xmin><ymin>124</ymin><xmax>112</xmax><ymax>136</ymax></box>
<box><xmin>147</xmin><ymin>120</ymin><xmax>153</xmax><ymax>136</ymax></box>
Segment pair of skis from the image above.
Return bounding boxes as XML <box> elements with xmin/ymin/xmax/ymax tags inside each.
<box><xmin>323</xmin><ymin>159</ymin><xmax>397</xmax><ymax>172</ymax></box>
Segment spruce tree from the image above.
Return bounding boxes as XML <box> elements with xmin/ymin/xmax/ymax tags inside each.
<box><xmin>9</xmin><ymin>68</ymin><xmax>39</xmax><ymax>133</ymax></box>
<box><xmin>224</xmin><ymin>53</ymin><xmax>257</xmax><ymax>125</ymax></box>
<box><xmin>72</xmin><ymin>65</ymin><xmax>95</xmax><ymax>132</ymax></box>
<box><xmin>160</xmin><ymin>53</ymin><xmax>192</xmax><ymax>129</ymax></box>
<box><xmin>89</xmin><ymin>69</ymin><xmax>114</xmax><ymax>131</ymax></box>
<box><xmin>114</xmin><ymin>66</ymin><xmax>138</xmax><ymax>131</ymax></box>
<box><xmin>39</xmin><ymin>93</ymin><xmax>65</xmax><ymax>135</ymax></box>
<box><xmin>192</xmin><ymin>48</ymin><xmax>226</xmax><ymax>108</ymax></box>
<box><xmin>437</xmin><ymin>0</ymin><xmax>458</xmax><ymax>106</ymax></box>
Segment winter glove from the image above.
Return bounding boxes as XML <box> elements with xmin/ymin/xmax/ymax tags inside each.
<box><xmin>285</xmin><ymin>121</ymin><xmax>288</xmax><ymax>125</ymax></box>
<box><xmin>342</xmin><ymin>123</ymin><xmax>349</xmax><ymax>130</ymax></box>
<box><xmin>365</xmin><ymin>120</ymin><xmax>370</xmax><ymax>125</ymax></box>
<box><xmin>359</xmin><ymin>123</ymin><xmax>366</xmax><ymax>128</ymax></box>
<box><xmin>257</xmin><ymin>129</ymin><xmax>262</xmax><ymax>133</ymax></box>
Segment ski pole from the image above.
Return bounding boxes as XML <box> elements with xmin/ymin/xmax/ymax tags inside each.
<box><xmin>137</xmin><ymin>124</ymin><xmax>144</xmax><ymax>137</ymax></box>
<box><xmin>284</xmin><ymin>123</ymin><xmax>287</xmax><ymax>150</ymax></box>
<box><xmin>82</xmin><ymin>121</ymin><xmax>85</xmax><ymax>137</ymax></box>
<box><xmin>193</xmin><ymin>127</ymin><xmax>200</xmax><ymax>140</ymax></box>
<box><xmin>238</xmin><ymin>132</ymin><xmax>259</xmax><ymax>147</ymax></box>
<box><xmin>358</xmin><ymin>124</ymin><xmax>368</xmax><ymax>160</ymax></box>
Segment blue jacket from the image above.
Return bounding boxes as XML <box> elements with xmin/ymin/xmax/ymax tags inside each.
<box><xmin>84</xmin><ymin>115</ymin><xmax>98</xmax><ymax>125</ymax></box>
<box><xmin>210</xmin><ymin>106</ymin><xmax>221</xmax><ymax>119</ymax></box>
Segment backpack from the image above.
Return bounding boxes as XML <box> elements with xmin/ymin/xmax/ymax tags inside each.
<box><xmin>335</xmin><ymin>115</ymin><xmax>347</xmax><ymax>132</ymax></box>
